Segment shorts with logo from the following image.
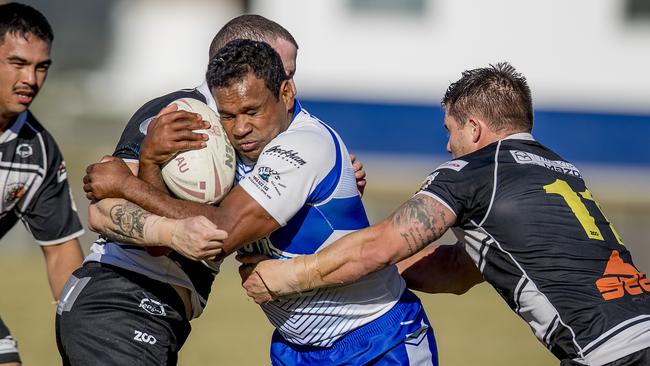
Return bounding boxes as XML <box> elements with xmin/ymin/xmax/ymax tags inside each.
<box><xmin>270</xmin><ymin>290</ymin><xmax>438</xmax><ymax>366</ymax></box>
<box><xmin>55</xmin><ymin>262</ymin><xmax>190</xmax><ymax>366</ymax></box>
<box><xmin>0</xmin><ymin>317</ymin><xmax>20</xmax><ymax>364</ymax></box>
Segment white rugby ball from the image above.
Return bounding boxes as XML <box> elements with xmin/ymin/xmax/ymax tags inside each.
<box><xmin>161</xmin><ymin>98</ymin><xmax>235</xmax><ymax>204</ymax></box>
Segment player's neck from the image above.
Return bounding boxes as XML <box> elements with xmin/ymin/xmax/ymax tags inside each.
<box><xmin>0</xmin><ymin>112</ymin><xmax>18</xmax><ymax>133</ymax></box>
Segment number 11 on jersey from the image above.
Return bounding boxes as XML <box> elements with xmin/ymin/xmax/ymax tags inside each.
<box><xmin>544</xmin><ymin>179</ymin><xmax>623</xmax><ymax>244</ymax></box>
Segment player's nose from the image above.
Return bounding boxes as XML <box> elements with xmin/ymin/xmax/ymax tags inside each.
<box><xmin>232</xmin><ymin>115</ymin><xmax>252</xmax><ymax>137</ymax></box>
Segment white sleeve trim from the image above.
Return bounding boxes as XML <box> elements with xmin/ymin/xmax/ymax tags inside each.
<box><xmin>414</xmin><ymin>191</ymin><xmax>458</xmax><ymax>217</ymax></box>
<box><xmin>37</xmin><ymin>229</ymin><xmax>85</xmax><ymax>246</ymax></box>
<box><xmin>121</xmin><ymin>158</ymin><xmax>139</xmax><ymax>165</ymax></box>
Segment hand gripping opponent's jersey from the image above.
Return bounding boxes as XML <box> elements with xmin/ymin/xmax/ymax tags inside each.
<box><xmin>237</xmin><ymin>102</ymin><xmax>405</xmax><ymax>348</ymax></box>
<box><xmin>418</xmin><ymin>133</ymin><xmax>650</xmax><ymax>365</ymax></box>
<box><xmin>86</xmin><ymin>81</ymin><xmax>219</xmax><ymax>319</ymax></box>
<box><xmin>0</xmin><ymin>111</ymin><xmax>83</xmax><ymax>244</ymax></box>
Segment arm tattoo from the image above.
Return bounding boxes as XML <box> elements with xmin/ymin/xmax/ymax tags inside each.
<box><xmin>108</xmin><ymin>202</ymin><xmax>152</xmax><ymax>242</ymax></box>
<box><xmin>392</xmin><ymin>195</ymin><xmax>449</xmax><ymax>255</ymax></box>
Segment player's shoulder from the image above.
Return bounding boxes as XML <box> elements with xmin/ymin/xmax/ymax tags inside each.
<box><xmin>434</xmin><ymin>146</ymin><xmax>495</xmax><ymax>175</ymax></box>
<box><xmin>21</xmin><ymin>111</ymin><xmax>61</xmax><ymax>150</ymax></box>
<box><xmin>133</xmin><ymin>88</ymin><xmax>207</xmax><ymax>121</ymax></box>
<box><xmin>286</xmin><ymin>106</ymin><xmax>337</xmax><ymax>146</ymax></box>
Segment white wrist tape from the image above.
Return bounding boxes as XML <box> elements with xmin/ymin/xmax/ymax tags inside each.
<box><xmin>143</xmin><ymin>216</ymin><xmax>177</xmax><ymax>247</ymax></box>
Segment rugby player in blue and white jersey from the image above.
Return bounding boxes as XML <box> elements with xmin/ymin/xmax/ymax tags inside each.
<box><xmin>83</xmin><ymin>40</ymin><xmax>438</xmax><ymax>365</ymax></box>
<box><xmin>59</xmin><ymin>16</ymin><xmax>367</xmax><ymax>366</ymax></box>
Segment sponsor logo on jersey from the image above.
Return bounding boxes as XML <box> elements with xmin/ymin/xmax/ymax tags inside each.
<box><xmin>16</xmin><ymin>143</ymin><xmax>33</xmax><ymax>158</ymax></box>
<box><xmin>510</xmin><ymin>150</ymin><xmax>582</xmax><ymax>178</ymax></box>
<box><xmin>258</xmin><ymin>166</ymin><xmax>279</xmax><ymax>182</ymax></box>
<box><xmin>4</xmin><ymin>182</ymin><xmax>27</xmax><ymax>205</ymax></box>
<box><xmin>418</xmin><ymin>172</ymin><xmax>439</xmax><ymax>192</ymax></box>
<box><xmin>263</xmin><ymin>145</ymin><xmax>306</xmax><ymax>167</ymax></box>
<box><xmin>57</xmin><ymin>162</ymin><xmax>68</xmax><ymax>183</ymax></box>
<box><xmin>139</xmin><ymin>298</ymin><xmax>167</xmax><ymax>316</ymax></box>
<box><xmin>595</xmin><ymin>250</ymin><xmax>650</xmax><ymax>300</ymax></box>
<box><xmin>249</xmin><ymin>166</ymin><xmax>287</xmax><ymax>198</ymax></box>
<box><xmin>435</xmin><ymin>160</ymin><xmax>468</xmax><ymax>172</ymax></box>
<box><xmin>133</xmin><ymin>330</ymin><xmax>157</xmax><ymax>345</ymax></box>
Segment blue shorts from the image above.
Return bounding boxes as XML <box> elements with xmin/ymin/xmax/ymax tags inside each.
<box><xmin>270</xmin><ymin>290</ymin><xmax>438</xmax><ymax>365</ymax></box>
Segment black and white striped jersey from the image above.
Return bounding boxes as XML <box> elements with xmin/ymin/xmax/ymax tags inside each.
<box><xmin>418</xmin><ymin>133</ymin><xmax>650</xmax><ymax>365</ymax></box>
<box><xmin>0</xmin><ymin>111</ymin><xmax>84</xmax><ymax>245</ymax></box>
<box><xmin>87</xmin><ymin>82</ymin><xmax>219</xmax><ymax>319</ymax></box>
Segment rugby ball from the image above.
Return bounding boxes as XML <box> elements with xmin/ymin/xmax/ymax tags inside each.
<box><xmin>161</xmin><ymin>98</ymin><xmax>236</xmax><ymax>204</ymax></box>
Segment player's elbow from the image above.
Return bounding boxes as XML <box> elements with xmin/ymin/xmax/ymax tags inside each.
<box><xmin>359</xmin><ymin>224</ymin><xmax>398</xmax><ymax>273</ymax></box>
<box><xmin>449</xmin><ymin>282</ymin><xmax>474</xmax><ymax>295</ymax></box>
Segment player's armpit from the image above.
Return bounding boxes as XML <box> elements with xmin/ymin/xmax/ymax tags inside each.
<box><xmin>397</xmin><ymin>242</ymin><xmax>484</xmax><ymax>295</ymax></box>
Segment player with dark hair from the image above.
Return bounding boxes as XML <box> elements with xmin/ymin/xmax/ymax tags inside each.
<box><xmin>84</xmin><ymin>38</ymin><xmax>437</xmax><ymax>366</ymax></box>
<box><xmin>0</xmin><ymin>3</ymin><xmax>84</xmax><ymax>365</ymax></box>
<box><xmin>239</xmin><ymin>62</ymin><xmax>650</xmax><ymax>366</ymax></box>
<box><xmin>57</xmin><ymin>15</ymin><xmax>365</xmax><ymax>365</ymax></box>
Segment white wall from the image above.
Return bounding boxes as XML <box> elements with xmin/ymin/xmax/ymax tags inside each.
<box><xmin>91</xmin><ymin>0</ymin><xmax>241</xmax><ymax>114</ymax></box>
<box><xmin>255</xmin><ymin>0</ymin><xmax>650</xmax><ymax>113</ymax></box>
<box><xmin>93</xmin><ymin>0</ymin><xmax>650</xmax><ymax>114</ymax></box>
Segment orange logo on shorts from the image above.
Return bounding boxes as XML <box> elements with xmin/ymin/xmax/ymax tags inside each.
<box><xmin>595</xmin><ymin>250</ymin><xmax>650</xmax><ymax>300</ymax></box>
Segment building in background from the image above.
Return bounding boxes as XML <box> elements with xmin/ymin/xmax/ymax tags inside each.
<box><xmin>11</xmin><ymin>0</ymin><xmax>650</xmax><ymax>267</ymax></box>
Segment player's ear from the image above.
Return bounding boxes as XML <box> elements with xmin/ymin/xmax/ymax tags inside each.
<box><xmin>279</xmin><ymin>80</ymin><xmax>295</xmax><ymax>109</ymax></box>
<box><xmin>468</xmin><ymin>118</ymin><xmax>481</xmax><ymax>143</ymax></box>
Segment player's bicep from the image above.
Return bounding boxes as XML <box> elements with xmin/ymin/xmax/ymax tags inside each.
<box><xmin>388</xmin><ymin>193</ymin><xmax>456</xmax><ymax>258</ymax></box>
<box><xmin>214</xmin><ymin>185</ymin><xmax>281</xmax><ymax>256</ymax></box>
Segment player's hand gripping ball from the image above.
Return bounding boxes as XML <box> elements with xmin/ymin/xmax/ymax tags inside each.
<box><xmin>161</xmin><ymin>98</ymin><xmax>236</xmax><ymax>204</ymax></box>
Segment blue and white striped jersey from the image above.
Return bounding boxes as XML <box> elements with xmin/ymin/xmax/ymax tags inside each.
<box><xmin>237</xmin><ymin>102</ymin><xmax>405</xmax><ymax>347</ymax></box>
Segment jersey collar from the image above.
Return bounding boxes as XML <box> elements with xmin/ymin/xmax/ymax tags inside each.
<box><xmin>503</xmin><ymin>132</ymin><xmax>535</xmax><ymax>141</ymax></box>
<box><xmin>291</xmin><ymin>99</ymin><xmax>302</xmax><ymax>123</ymax></box>
<box><xmin>0</xmin><ymin>111</ymin><xmax>28</xmax><ymax>144</ymax></box>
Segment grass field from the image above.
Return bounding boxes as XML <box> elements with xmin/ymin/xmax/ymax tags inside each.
<box><xmin>0</xmin><ymin>250</ymin><xmax>557</xmax><ymax>365</ymax></box>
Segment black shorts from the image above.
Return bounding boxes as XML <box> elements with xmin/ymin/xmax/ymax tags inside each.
<box><xmin>0</xmin><ymin>317</ymin><xmax>20</xmax><ymax>364</ymax></box>
<box><xmin>55</xmin><ymin>262</ymin><xmax>191</xmax><ymax>366</ymax></box>
<box><xmin>560</xmin><ymin>347</ymin><xmax>650</xmax><ymax>366</ymax></box>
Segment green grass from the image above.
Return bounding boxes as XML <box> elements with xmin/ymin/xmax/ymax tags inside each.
<box><xmin>0</xmin><ymin>252</ymin><xmax>556</xmax><ymax>365</ymax></box>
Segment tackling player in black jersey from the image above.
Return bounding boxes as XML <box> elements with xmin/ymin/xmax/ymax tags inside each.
<box><xmin>0</xmin><ymin>3</ymin><xmax>84</xmax><ymax>365</ymax></box>
<box><xmin>240</xmin><ymin>62</ymin><xmax>650</xmax><ymax>365</ymax></box>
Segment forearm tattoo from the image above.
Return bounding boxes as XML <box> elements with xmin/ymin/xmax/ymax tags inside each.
<box><xmin>107</xmin><ymin>202</ymin><xmax>152</xmax><ymax>243</ymax></box>
<box><xmin>392</xmin><ymin>195</ymin><xmax>449</xmax><ymax>255</ymax></box>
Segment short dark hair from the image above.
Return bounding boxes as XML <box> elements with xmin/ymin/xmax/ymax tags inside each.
<box><xmin>208</xmin><ymin>14</ymin><xmax>298</xmax><ymax>61</ymax></box>
<box><xmin>0</xmin><ymin>2</ymin><xmax>53</xmax><ymax>45</ymax></box>
<box><xmin>206</xmin><ymin>39</ymin><xmax>288</xmax><ymax>99</ymax></box>
<box><xmin>442</xmin><ymin>62</ymin><xmax>533</xmax><ymax>133</ymax></box>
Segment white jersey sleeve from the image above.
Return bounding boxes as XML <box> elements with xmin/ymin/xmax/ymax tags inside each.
<box><xmin>238</xmin><ymin>126</ymin><xmax>336</xmax><ymax>226</ymax></box>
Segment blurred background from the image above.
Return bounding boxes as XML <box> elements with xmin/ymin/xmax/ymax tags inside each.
<box><xmin>1</xmin><ymin>0</ymin><xmax>649</xmax><ymax>364</ymax></box>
